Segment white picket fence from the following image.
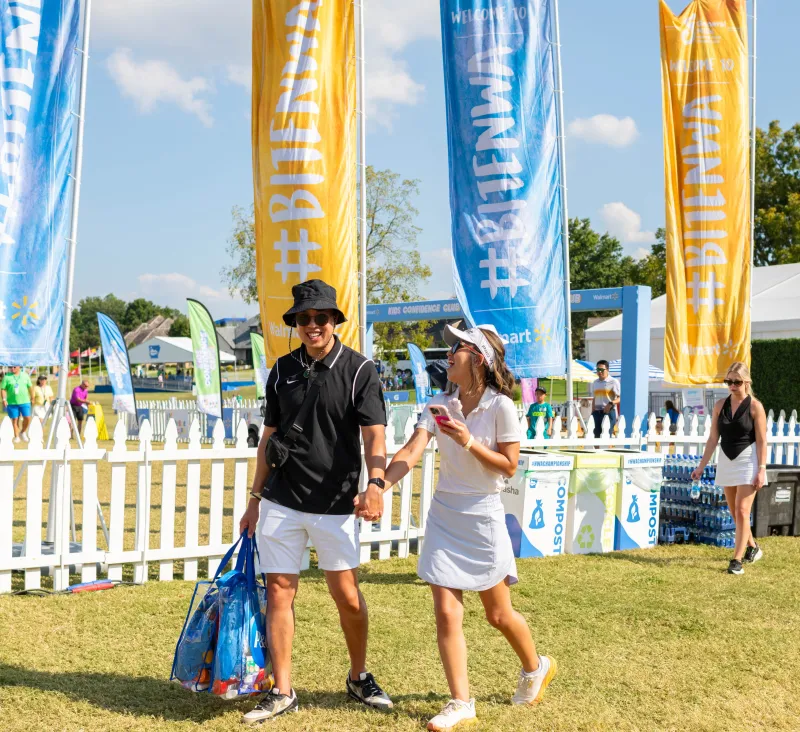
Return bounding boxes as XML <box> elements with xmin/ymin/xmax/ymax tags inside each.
<box><xmin>2</xmin><ymin>407</ymin><xmax>799</xmax><ymax>595</ymax></box>
<box><xmin>0</xmin><ymin>411</ymin><xmax>433</xmax><ymax>595</ymax></box>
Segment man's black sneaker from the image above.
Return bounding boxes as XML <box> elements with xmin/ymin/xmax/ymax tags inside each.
<box><xmin>744</xmin><ymin>544</ymin><xmax>764</xmax><ymax>564</ymax></box>
<box><xmin>727</xmin><ymin>559</ymin><xmax>744</xmax><ymax>575</ymax></box>
<box><xmin>241</xmin><ymin>688</ymin><xmax>299</xmax><ymax>725</ymax></box>
<box><xmin>346</xmin><ymin>672</ymin><xmax>393</xmax><ymax>710</ymax></box>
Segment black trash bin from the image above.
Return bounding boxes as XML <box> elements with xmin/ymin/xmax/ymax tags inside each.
<box><xmin>752</xmin><ymin>467</ymin><xmax>800</xmax><ymax>538</ymax></box>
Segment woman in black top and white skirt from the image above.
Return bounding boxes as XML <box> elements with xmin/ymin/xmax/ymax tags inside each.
<box><xmin>692</xmin><ymin>362</ymin><xmax>768</xmax><ymax>575</ymax></box>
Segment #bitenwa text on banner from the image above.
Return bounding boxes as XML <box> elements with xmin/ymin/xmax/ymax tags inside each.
<box><xmin>661</xmin><ymin>0</ymin><xmax>750</xmax><ymax>384</ymax></box>
<box><xmin>252</xmin><ymin>0</ymin><xmax>358</xmax><ymax>365</ymax></box>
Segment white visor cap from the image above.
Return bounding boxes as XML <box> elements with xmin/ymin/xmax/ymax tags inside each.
<box><xmin>443</xmin><ymin>323</ymin><xmax>499</xmax><ymax>371</ymax></box>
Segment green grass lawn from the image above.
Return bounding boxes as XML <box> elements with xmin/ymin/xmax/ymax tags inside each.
<box><xmin>2</xmin><ymin>539</ymin><xmax>799</xmax><ymax>731</ymax></box>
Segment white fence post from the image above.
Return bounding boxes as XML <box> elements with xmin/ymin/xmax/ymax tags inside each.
<box><xmin>134</xmin><ymin>419</ymin><xmax>153</xmax><ymax>584</ymax></box>
<box><xmin>184</xmin><ymin>418</ymin><xmax>202</xmax><ymax>581</ymax></box>
<box><xmin>107</xmin><ymin>419</ymin><xmax>128</xmax><ymax>581</ymax></box>
<box><xmin>233</xmin><ymin>420</ymin><xmax>249</xmax><ymax>541</ymax></box>
<box><xmin>24</xmin><ymin>418</ymin><xmax>45</xmax><ymax>590</ymax></box>
<box><xmin>208</xmin><ymin>419</ymin><xmax>226</xmax><ymax>577</ymax></box>
<box><xmin>0</xmin><ymin>418</ymin><xmax>14</xmax><ymax>593</ymax></box>
<box><xmin>81</xmin><ymin>418</ymin><xmax>99</xmax><ymax>583</ymax></box>
<box><xmin>52</xmin><ymin>417</ymin><xmax>72</xmax><ymax>591</ymax></box>
<box><xmin>159</xmin><ymin>419</ymin><xmax>178</xmax><ymax>581</ymax></box>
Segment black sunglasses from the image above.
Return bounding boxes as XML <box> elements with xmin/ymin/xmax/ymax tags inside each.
<box><xmin>596</xmin><ymin>368</ymin><xmax>607</xmax><ymax>373</ymax></box>
<box><xmin>724</xmin><ymin>379</ymin><xmax>744</xmax><ymax>387</ymax></box>
<box><xmin>450</xmin><ymin>341</ymin><xmax>479</xmax><ymax>357</ymax></box>
<box><xmin>295</xmin><ymin>313</ymin><xmax>333</xmax><ymax>327</ymax></box>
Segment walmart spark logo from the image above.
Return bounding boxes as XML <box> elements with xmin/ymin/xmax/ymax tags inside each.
<box><xmin>534</xmin><ymin>324</ymin><xmax>551</xmax><ymax>345</ymax></box>
<box><xmin>11</xmin><ymin>295</ymin><xmax>39</xmax><ymax>327</ymax></box>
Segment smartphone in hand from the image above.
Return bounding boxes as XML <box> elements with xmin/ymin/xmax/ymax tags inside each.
<box><xmin>429</xmin><ymin>405</ymin><xmax>453</xmax><ymax>426</ymax></box>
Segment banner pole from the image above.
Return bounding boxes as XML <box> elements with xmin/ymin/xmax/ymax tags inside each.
<box><xmin>56</xmin><ymin>0</ymin><xmax>93</xmax><ymax>423</ymax></box>
<box><xmin>355</xmin><ymin>0</ymin><xmax>368</xmax><ymax>355</ymax></box>
<box><xmin>749</xmin><ymin>0</ymin><xmax>758</xmax><ymax>298</ymax></box>
<box><xmin>552</xmin><ymin>0</ymin><xmax>575</xmax><ymax>417</ymax></box>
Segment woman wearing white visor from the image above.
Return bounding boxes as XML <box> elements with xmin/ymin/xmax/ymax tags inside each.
<box><xmin>383</xmin><ymin>324</ymin><xmax>557</xmax><ymax>731</ymax></box>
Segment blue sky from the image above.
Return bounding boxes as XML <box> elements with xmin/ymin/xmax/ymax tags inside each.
<box><xmin>77</xmin><ymin>0</ymin><xmax>795</xmax><ymax>318</ymax></box>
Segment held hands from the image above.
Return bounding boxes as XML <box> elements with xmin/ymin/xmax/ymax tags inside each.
<box><xmin>354</xmin><ymin>484</ymin><xmax>384</xmax><ymax>522</ymax></box>
<box><xmin>437</xmin><ymin>417</ymin><xmax>472</xmax><ymax>448</ymax></box>
<box><xmin>753</xmin><ymin>467</ymin><xmax>767</xmax><ymax>491</ymax></box>
<box><xmin>690</xmin><ymin>467</ymin><xmax>703</xmax><ymax>481</ymax></box>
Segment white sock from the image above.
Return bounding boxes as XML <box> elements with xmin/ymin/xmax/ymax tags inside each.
<box><xmin>523</xmin><ymin>657</ymin><xmax>544</xmax><ymax>677</ymax></box>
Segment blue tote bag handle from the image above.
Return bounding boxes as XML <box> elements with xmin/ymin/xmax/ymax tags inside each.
<box><xmin>213</xmin><ymin>532</ymin><xmax>247</xmax><ymax>584</ymax></box>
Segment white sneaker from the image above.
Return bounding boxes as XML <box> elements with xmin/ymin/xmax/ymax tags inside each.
<box><xmin>21</xmin><ymin>432</ymin><xmax>29</xmax><ymax>442</ymax></box>
<box><xmin>512</xmin><ymin>655</ymin><xmax>558</xmax><ymax>705</ymax></box>
<box><xmin>12</xmin><ymin>437</ymin><xmax>21</xmax><ymax>444</ymax></box>
<box><xmin>427</xmin><ymin>698</ymin><xmax>476</xmax><ymax>731</ymax></box>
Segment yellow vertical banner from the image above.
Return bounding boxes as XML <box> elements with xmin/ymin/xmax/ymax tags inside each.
<box><xmin>252</xmin><ymin>0</ymin><xmax>358</xmax><ymax>364</ymax></box>
<box><xmin>660</xmin><ymin>0</ymin><xmax>750</xmax><ymax>385</ymax></box>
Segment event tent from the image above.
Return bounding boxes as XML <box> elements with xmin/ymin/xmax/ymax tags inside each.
<box><xmin>584</xmin><ymin>263</ymin><xmax>800</xmax><ymax>368</ymax></box>
<box><xmin>127</xmin><ymin>336</ymin><xmax>235</xmax><ymax>365</ymax></box>
<box><xmin>547</xmin><ymin>360</ymin><xmax>598</xmax><ymax>382</ymax></box>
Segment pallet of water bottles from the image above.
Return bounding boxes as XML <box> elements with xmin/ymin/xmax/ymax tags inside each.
<box><xmin>659</xmin><ymin>454</ymin><xmax>743</xmax><ymax>549</ymax></box>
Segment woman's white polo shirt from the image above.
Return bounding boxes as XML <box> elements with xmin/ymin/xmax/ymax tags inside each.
<box><xmin>416</xmin><ymin>387</ymin><xmax>521</xmax><ymax>495</ymax></box>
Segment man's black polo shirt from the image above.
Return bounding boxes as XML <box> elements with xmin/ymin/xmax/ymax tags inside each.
<box><xmin>262</xmin><ymin>337</ymin><xmax>386</xmax><ymax>515</ymax></box>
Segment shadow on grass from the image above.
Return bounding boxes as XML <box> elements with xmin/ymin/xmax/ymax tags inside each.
<box><xmin>0</xmin><ymin>664</ymin><xmax>459</xmax><ymax>724</ymax></box>
<box><xmin>594</xmin><ymin>549</ymin><xmax>722</xmax><ymax>569</ymax></box>
<box><xmin>296</xmin><ymin>569</ymin><xmax>426</xmax><ymax>587</ymax></box>
<box><xmin>0</xmin><ymin>663</ymin><xmax>239</xmax><ymax>722</ymax></box>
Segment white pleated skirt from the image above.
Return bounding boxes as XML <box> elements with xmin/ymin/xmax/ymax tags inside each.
<box><xmin>418</xmin><ymin>491</ymin><xmax>518</xmax><ymax>592</ymax></box>
<box><xmin>716</xmin><ymin>444</ymin><xmax>766</xmax><ymax>487</ymax></box>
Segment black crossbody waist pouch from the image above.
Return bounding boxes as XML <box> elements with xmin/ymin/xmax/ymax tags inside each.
<box><xmin>264</xmin><ymin>368</ymin><xmax>330</xmax><ymax>473</ymax></box>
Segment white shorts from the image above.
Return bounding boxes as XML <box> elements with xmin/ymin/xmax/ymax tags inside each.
<box><xmin>256</xmin><ymin>499</ymin><xmax>360</xmax><ymax>574</ymax></box>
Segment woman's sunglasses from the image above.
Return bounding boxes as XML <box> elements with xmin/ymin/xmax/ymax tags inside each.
<box><xmin>295</xmin><ymin>313</ymin><xmax>333</xmax><ymax>327</ymax></box>
<box><xmin>723</xmin><ymin>379</ymin><xmax>744</xmax><ymax>387</ymax></box>
<box><xmin>450</xmin><ymin>341</ymin><xmax>480</xmax><ymax>357</ymax></box>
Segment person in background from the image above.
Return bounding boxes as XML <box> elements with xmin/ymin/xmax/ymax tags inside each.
<box><xmin>1</xmin><ymin>365</ymin><xmax>34</xmax><ymax>443</ymax></box>
<box><xmin>691</xmin><ymin>362</ymin><xmax>768</xmax><ymax>575</ymax></box>
<box><xmin>526</xmin><ymin>386</ymin><xmax>554</xmax><ymax>439</ymax></box>
<box><xmin>32</xmin><ymin>375</ymin><xmax>54</xmax><ymax>424</ymax></box>
<box><xmin>591</xmin><ymin>361</ymin><xmax>621</xmax><ymax>437</ymax></box>
<box><xmin>70</xmin><ymin>379</ymin><xmax>91</xmax><ymax>439</ymax></box>
<box><xmin>664</xmin><ymin>400</ymin><xmax>680</xmax><ymax>434</ymax></box>
<box><xmin>383</xmin><ymin>325</ymin><xmax>557</xmax><ymax>731</ymax></box>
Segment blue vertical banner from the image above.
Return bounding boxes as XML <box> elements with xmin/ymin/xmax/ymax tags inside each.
<box><xmin>0</xmin><ymin>0</ymin><xmax>80</xmax><ymax>365</ymax></box>
<box><xmin>440</xmin><ymin>0</ymin><xmax>567</xmax><ymax>378</ymax></box>
<box><xmin>97</xmin><ymin>312</ymin><xmax>138</xmax><ymax>418</ymax></box>
<box><xmin>407</xmin><ymin>342</ymin><xmax>432</xmax><ymax>404</ymax></box>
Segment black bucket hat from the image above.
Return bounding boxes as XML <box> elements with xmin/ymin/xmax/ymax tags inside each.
<box><xmin>282</xmin><ymin>279</ymin><xmax>347</xmax><ymax>326</ymax></box>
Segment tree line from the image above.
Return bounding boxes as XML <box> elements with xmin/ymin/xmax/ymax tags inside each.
<box><xmin>69</xmin><ymin>295</ymin><xmax>190</xmax><ymax>351</ymax></box>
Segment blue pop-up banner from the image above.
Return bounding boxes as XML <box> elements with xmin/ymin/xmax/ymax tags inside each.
<box><xmin>0</xmin><ymin>0</ymin><xmax>80</xmax><ymax>365</ymax></box>
<box><xmin>407</xmin><ymin>342</ymin><xmax>432</xmax><ymax>405</ymax></box>
<box><xmin>440</xmin><ymin>0</ymin><xmax>567</xmax><ymax>378</ymax></box>
<box><xmin>97</xmin><ymin>312</ymin><xmax>138</xmax><ymax>417</ymax></box>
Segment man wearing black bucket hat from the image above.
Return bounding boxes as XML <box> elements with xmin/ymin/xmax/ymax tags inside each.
<box><xmin>239</xmin><ymin>279</ymin><xmax>392</xmax><ymax>723</ymax></box>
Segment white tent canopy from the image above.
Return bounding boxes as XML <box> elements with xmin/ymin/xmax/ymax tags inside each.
<box><xmin>127</xmin><ymin>336</ymin><xmax>235</xmax><ymax>365</ymax></box>
<box><xmin>585</xmin><ymin>263</ymin><xmax>800</xmax><ymax>368</ymax></box>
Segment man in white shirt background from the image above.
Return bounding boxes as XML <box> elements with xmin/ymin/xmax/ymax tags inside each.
<box><xmin>591</xmin><ymin>360</ymin><xmax>621</xmax><ymax>437</ymax></box>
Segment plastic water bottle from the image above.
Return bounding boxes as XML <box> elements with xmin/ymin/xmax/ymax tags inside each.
<box><xmin>690</xmin><ymin>480</ymin><xmax>701</xmax><ymax>502</ymax></box>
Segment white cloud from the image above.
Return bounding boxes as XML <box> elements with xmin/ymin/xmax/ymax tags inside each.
<box><xmin>598</xmin><ymin>203</ymin><xmax>657</xmax><ymax>246</ymax></box>
<box><xmin>138</xmin><ymin>273</ymin><xmax>230</xmax><ymax>303</ymax></box>
<box><xmin>226</xmin><ymin>64</ymin><xmax>251</xmax><ymax>91</ymax></box>
<box><xmin>568</xmin><ymin>114</ymin><xmax>639</xmax><ymax>148</ymax></box>
<box><xmin>95</xmin><ymin>1</ymin><xmax>438</xmax><ymax>128</ymax></box>
<box><xmin>631</xmin><ymin>247</ymin><xmax>650</xmax><ymax>262</ymax></box>
<box><xmin>422</xmin><ymin>247</ymin><xmax>452</xmax><ymax>263</ymax></box>
<box><xmin>107</xmin><ymin>49</ymin><xmax>214</xmax><ymax>127</ymax></box>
